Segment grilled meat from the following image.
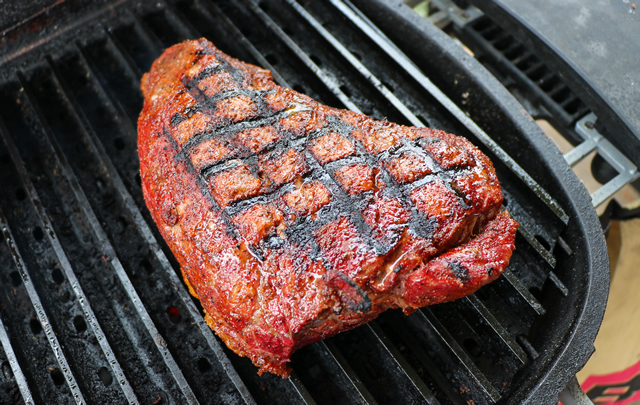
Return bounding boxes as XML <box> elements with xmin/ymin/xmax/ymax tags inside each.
<box><xmin>138</xmin><ymin>38</ymin><xmax>518</xmax><ymax>377</ymax></box>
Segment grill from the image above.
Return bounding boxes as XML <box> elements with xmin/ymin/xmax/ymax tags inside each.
<box><xmin>0</xmin><ymin>0</ymin><xmax>608</xmax><ymax>404</ymax></box>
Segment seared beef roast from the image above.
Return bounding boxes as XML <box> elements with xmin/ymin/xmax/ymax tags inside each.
<box><xmin>138</xmin><ymin>39</ymin><xmax>518</xmax><ymax>377</ymax></box>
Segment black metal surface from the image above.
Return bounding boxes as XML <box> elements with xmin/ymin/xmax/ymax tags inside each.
<box><xmin>452</xmin><ymin>15</ymin><xmax>590</xmax><ymax>145</ymax></box>
<box><xmin>466</xmin><ymin>0</ymin><xmax>640</xmax><ymax>169</ymax></box>
<box><xmin>0</xmin><ymin>0</ymin><xmax>608</xmax><ymax>404</ymax></box>
<box><xmin>0</xmin><ymin>0</ymin><xmax>58</xmax><ymax>32</ymax></box>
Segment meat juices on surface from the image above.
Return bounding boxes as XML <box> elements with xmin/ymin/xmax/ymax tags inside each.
<box><xmin>138</xmin><ymin>38</ymin><xmax>518</xmax><ymax>377</ymax></box>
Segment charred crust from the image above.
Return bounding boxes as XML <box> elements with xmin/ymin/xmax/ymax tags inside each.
<box><xmin>178</xmin><ymin>107</ymin><xmax>303</xmax><ymax>160</ymax></box>
<box><xmin>448</xmin><ymin>261</ymin><xmax>470</xmax><ymax>282</ymax></box>
<box><xmin>263</xmin><ymin>235</ymin><xmax>285</xmax><ymax>249</ymax></box>
<box><xmin>333</xmin><ymin>272</ymin><xmax>372</xmax><ymax>314</ymax></box>
<box><xmin>216</xmin><ymin>56</ymin><xmax>244</xmax><ymax>84</ymax></box>
<box><xmin>193</xmin><ymin>65</ymin><xmax>225</xmax><ymax>83</ymax></box>
<box><xmin>171</xmin><ymin>105</ymin><xmax>201</xmax><ymax>127</ymax></box>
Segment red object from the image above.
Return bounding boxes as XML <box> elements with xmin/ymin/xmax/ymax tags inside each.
<box><xmin>137</xmin><ymin>39</ymin><xmax>518</xmax><ymax>377</ymax></box>
<box><xmin>582</xmin><ymin>360</ymin><xmax>640</xmax><ymax>404</ymax></box>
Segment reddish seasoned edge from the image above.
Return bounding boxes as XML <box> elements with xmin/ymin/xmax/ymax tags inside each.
<box><xmin>138</xmin><ymin>38</ymin><xmax>518</xmax><ymax>377</ymax></box>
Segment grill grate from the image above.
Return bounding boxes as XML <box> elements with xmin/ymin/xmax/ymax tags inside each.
<box><xmin>0</xmin><ymin>111</ymin><xmax>137</xmax><ymax>403</ymax></box>
<box><xmin>0</xmin><ymin>0</ymin><xmax>590</xmax><ymax>404</ymax></box>
<box><xmin>457</xmin><ymin>14</ymin><xmax>591</xmax><ymax>141</ymax></box>
<box><xmin>48</xmin><ymin>51</ymin><xmax>255</xmax><ymax>404</ymax></box>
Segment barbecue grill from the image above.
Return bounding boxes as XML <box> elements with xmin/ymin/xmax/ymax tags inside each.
<box><xmin>0</xmin><ymin>0</ymin><xmax>609</xmax><ymax>404</ymax></box>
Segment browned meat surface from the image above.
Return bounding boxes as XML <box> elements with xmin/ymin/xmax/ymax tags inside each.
<box><xmin>138</xmin><ymin>38</ymin><xmax>518</xmax><ymax>377</ymax></box>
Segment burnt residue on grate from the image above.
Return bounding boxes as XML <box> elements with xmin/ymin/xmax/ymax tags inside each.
<box><xmin>0</xmin><ymin>0</ymin><xmax>608</xmax><ymax>404</ymax></box>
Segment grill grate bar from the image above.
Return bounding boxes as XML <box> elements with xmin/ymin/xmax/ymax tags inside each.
<box><xmin>464</xmin><ymin>295</ymin><xmax>527</xmax><ymax>363</ymax></box>
<box><xmin>367</xmin><ymin>323</ymin><xmax>441</xmax><ymax>404</ymax></box>
<box><xmin>501</xmin><ymin>269</ymin><xmax>545</xmax><ymax>315</ymax></box>
<box><xmin>517</xmin><ymin>225</ymin><xmax>556</xmax><ymax>268</ymax></box>
<box><xmin>103</xmin><ymin>25</ymin><xmax>144</xmax><ymax>80</ymax></box>
<box><xmin>241</xmin><ymin>0</ymin><xmax>361</xmax><ymax>113</ymax></box>
<box><xmin>0</xmin><ymin>208</ymin><xmax>86</xmax><ymax>405</ymax></box>
<box><xmin>134</xmin><ymin>10</ymin><xmax>173</xmax><ymax>51</ymax></box>
<box><xmin>16</xmin><ymin>72</ymin><xmax>199</xmax><ymax>405</ymax></box>
<box><xmin>330</xmin><ymin>0</ymin><xmax>569</xmax><ymax>225</ymax></box>
<box><xmin>384</xmin><ymin>315</ymin><xmax>467</xmax><ymax>405</ymax></box>
<box><xmin>282</xmin><ymin>0</ymin><xmax>423</xmax><ymax>127</ymax></box>
<box><xmin>516</xmin><ymin>335</ymin><xmax>539</xmax><ymax>360</ymax></box>
<box><xmin>288</xmin><ymin>370</ymin><xmax>318</xmax><ymax>405</ymax></box>
<box><xmin>109</xmin><ymin>302</ymin><xmax>178</xmax><ymax>400</ymax></box>
<box><xmin>195</xmin><ymin>0</ymin><xmax>291</xmax><ymax>88</ymax></box>
<box><xmin>153</xmin><ymin>1</ymin><xmax>201</xmax><ymax>40</ymax></box>
<box><xmin>0</xmin><ymin>315</ymin><xmax>34</xmax><ymax>405</ymax></box>
<box><xmin>547</xmin><ymin>271</ymin><xmax>569</xmax><ymax>297</ymax></box>
<box><xmin>46</xmin><ymin>50</ymin><xmax>257</xmax><ymax>405</ymax></box>
<box><xmin>74</xmin><ymin>44</ymin><xmax>139</xmax><ymax>136</ymax></box>
<box><xmin>319</xmin><ymin>341</ymin><xmax>379</xmax><ymax>404</ymax></box>
<box><xmin>419</xmin><ymin>308</ymin><xmax>501</xmax><ymax>402</ymax></box>
<box><xmin>0</xmin><ymin>109</ymin><xmax>140</xmax><ymax>404</ymax></box>
<box><xmin>159</xmin><ymin>2</ymin><xmax>202</xmax><ymax>41</ymax></box>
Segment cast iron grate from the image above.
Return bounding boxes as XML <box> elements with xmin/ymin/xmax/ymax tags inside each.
<box><xmin>454</xmin><ymin>14</ymin><xmax>591</xmax><ymax>144</ymax></box>
<box><xmin>0</xmin><ymin>0</ymin><xmax>576</xmax><ymax>404</ymax></box>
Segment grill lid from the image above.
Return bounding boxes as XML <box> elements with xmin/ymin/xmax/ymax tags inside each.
<box><xmin>0</xmin><ymin>0</ymin><xmax>608</xmax><ymax>404</ymax></box>
<box><xmin>467</xmin><ymin>0</ymin><xmax>640</xmax><ymax>168</ymax></box>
